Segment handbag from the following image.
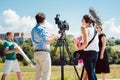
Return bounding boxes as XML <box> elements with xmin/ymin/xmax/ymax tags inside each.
<box><xmin>73</xmin><ymin>28</ymin><xmax>97</xmax><ymax>64</ymax></box>
<box><xmin>73</xmin><ymin>50</ymin><xmax>84</xmax><ymax>59</ymax></box>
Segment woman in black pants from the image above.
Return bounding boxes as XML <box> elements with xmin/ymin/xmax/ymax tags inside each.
<box><xmin>79</xmin><ymin>15</ymin><xmax>99</xmax><ymax>80</ymax></box>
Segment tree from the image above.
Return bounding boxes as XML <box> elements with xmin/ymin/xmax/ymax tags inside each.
<box><xmin>0</xmin><ymin>40</ymin><xmax>5</xmax><ymax>63</ymax></box>
<box><xmin>50</xmin><ymin>34</ymin><xmax>75</xmax><ymax>65</ymax></box>
<box><xmin>106</xmin><ymin>46</ymin><xmax>118</xmax><ymax>64</ymax></box>
<box><xmin>115</xmin><ymin>39</ymin><xmax>120</xmax><ymax>45</ymax></box>
<box><xmin>106</xmin><ymin>40</ymin><xmax>115</xmax><ymax>46</ymax></box>
<box><xmin>25</xmin><ymin>38</ymin><xmax>33</xmax><ymax>46</ymax></box>
<box><xmin>18</xmin><ymin>41</ymin><xmax>34</xmax><ymax>66</ymax></box>
<box><xmin>116</xmin><ymin>51</ymin><xmax>120</xmax><ymax>64</ymax></box>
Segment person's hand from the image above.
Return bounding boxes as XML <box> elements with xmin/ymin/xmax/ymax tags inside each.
<box><xmin>100</xmin><ymin>53</ymin><xmax>104</xmax><ymax>60</ymax></box>
<box><xmin>80</xmin><ymin>27</ymin><xmax>85</xmax><ymax>32</ymax></box>
<box><xmin>14</xmin><ymin>48</ymin><xmax>21</xmax><ymax>54</ymax></box>
<box><xmin>49</xmin><ymin>33</ymin><xmax>54</xmax><ymax>37</ymax></box>
<box><xmin>54</xmin><ymin>34</ymin><xmax>61</xmax><ymax>39</ymax></box>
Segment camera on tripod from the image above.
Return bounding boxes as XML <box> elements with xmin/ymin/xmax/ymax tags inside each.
<box><xmin>53</xmin><ymin>14</ymin><xmax>83</xmax><ymax>80</ymax></box>
<box><xmin>55</xmin><ymin>14</ymin><xmax>69</xmax><ymax>33</ymax></box>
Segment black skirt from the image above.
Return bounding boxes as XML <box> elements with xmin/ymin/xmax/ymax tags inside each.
<box><xmin>95</xmin><ymin>50</ymin><xmax>110</xmax><ymax>73</ymax></box>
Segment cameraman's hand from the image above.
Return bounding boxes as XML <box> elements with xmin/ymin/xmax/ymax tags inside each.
<box><xmin>54</xmin><ymin>34</ymin><xmax>61</xmax><ymax>40</ymax></box>
<box><xmin>46</xmin><ymin>34</ymin><xmax>61</xmax><ymax>44</ymax></box>
<box><xmin>49</xmin><ymin>33</ymin><xmax>54</xmax><ymax>37</ymax></box>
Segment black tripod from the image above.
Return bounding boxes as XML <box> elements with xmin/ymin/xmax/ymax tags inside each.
<box><xmin>53</xmin><ymin>32</ymin><xmax>84</xmax><ymax>80</ymax></box>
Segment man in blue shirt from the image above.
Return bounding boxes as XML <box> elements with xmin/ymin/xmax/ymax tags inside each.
<box><xmin>31</xmin><ymin>12</ymin><xmax>60</xmax><ymax>80</ymax></box>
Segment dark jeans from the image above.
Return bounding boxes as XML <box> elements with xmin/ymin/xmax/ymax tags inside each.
<box><xmin>83</xmin><ymin>51</ymin><xmax>98</xmax><ymax>80</ymax></box>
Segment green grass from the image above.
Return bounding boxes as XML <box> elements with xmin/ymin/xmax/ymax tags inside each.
<box><xmin>0</xmin><ymin>65</ymin><xmax>120</xmax><ymax>80</ymax></box>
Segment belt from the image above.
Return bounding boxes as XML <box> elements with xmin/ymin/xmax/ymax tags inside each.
<box><xmin>35</xmin><ymin>49</ymin><xmax>49</xmax><ymax>52</ymax></box>
<box><xmin>84</xmin><ymin>50</ymin><xmax>97</xmax><ymax>52</ymax></box>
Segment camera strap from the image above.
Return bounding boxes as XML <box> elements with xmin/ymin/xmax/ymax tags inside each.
<box><xmin>85</xmin><ymin>27</ymin><xmax>97</xmax><ymax>48</ymax></box>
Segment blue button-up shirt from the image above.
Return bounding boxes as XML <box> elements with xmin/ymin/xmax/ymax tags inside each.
<box><xmin>31</xmin><ymin>24</ymin><xmax>50</xmax><ymax>51</ymax></box>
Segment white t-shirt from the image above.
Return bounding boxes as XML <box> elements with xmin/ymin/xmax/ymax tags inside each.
<box><xmin>84</xmin><ymin>27</ymin><xmax>99</xmax><ymax>52</ymax></box>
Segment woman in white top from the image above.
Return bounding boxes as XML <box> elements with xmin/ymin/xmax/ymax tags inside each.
<box><xmin>79</xmin><ymin>15</ymin><xmax>99</xmax><ymax>80</ymax></box>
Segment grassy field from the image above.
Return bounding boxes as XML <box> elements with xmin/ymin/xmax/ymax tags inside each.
<box><xmin>0</xmin><ymin>64</ymin><xmax>120</xmax><ymax>80</ymax></box>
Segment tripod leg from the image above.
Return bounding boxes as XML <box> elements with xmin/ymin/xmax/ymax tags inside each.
<box><xmin>64</xmin><ymin>39</ymin><xmax>81</xmax><ymax>80</ymax></box>
<box><xmin>80</xmin><ymin>66</ymin><xmax>84</xmax><ymax>80</ymax></box>
<box><xmin>73</xmin><ymin>64</ymin><xmax>81</xmax><ymax>80</ymax></box>
<box><xmin>60</xmin><ymin>46</ymin><xmax>64</xmax><ymax>80</ymax></box>
<box><xmin>54</xmin><ymin>39</ymin><xmax>65</xmax><ymax>80</ymax></box>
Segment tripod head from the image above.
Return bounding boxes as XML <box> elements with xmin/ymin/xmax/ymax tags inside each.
<box><xmin>55</xmin><ymin>14</ymin><xmax>69</xmax><ymax>31</ymax></box>
<box><xmin>54</xmin><ymin>14</ymin><xmax>69</xmax><ymax>47</ymax></box>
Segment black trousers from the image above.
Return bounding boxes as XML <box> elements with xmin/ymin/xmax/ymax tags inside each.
<box><xmin>83</xmin><ymin>51</ymin><xmax>98</xmax><ymax>80</ymax></box>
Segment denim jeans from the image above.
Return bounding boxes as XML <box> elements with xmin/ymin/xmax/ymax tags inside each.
<box><xmin>83</xmin><ymin>51</ymin><xmax>98</xmax><ymax>80</ymax></box>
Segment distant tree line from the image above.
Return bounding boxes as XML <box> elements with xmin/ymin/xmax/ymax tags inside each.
<box><xmin>107</xmin><ymin>39</ymin><xmax>120</xmax><ymax>46</ymax></box>
<box><xmin>0</xmin><ymin>38</ymin><xmax>120</xmax><ymax>65</ymax></box>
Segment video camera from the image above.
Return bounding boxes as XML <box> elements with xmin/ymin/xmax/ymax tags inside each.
<box><xmin>55</xmin><ymin>14</ymin><xmax>69</xmax><ymax>33</ymax></box>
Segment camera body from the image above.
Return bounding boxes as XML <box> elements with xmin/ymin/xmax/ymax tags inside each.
<box><xmin>55</xmin><ymin>14</ymin><xmax>69</xmax><ymax>33</ymax></box>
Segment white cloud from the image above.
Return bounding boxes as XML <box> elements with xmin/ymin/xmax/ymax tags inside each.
<box><xmin>103</xmin><ymin>18</ymin><xmax>120</xmax><ymax>39</ymax></box>
<box><xmin>0</xmin><ymin>9</ymin><xmax>120</xmax><ymax>39</ymax></box>
<box><xmin>0</xmin><ymin>9</ymin><xmax>57</xmax><ymax>34</ymax></box>
<box><xmin>44</xmin><ymin>21</ymin><xmax>58</xmax><ymax>34</ymax></box>
<box><xmin>0</xmin><ymin>9</ymin><xmax>35</xmax><ymax>33</ymax></box>
<box><xmin>3</xmin><ymin>9</ymin><xmax>20</xmax><ymax>25</ymax></box>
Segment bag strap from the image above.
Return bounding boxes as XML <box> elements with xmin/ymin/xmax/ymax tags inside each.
<box><xmin>85</xmin><ymin>27</ymin><xmax>97</xmax><ymax>48</ymax></box>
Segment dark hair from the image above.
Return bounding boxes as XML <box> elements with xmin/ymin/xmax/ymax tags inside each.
<box><xmin>83</xmin><ymin>15</ymin><xmax>95</xmax><ymax>26</ymax></box>
<box><xmin>6</xmin><ymin>32</ymin><xmax>13</xmax><ymax>36</ymax></box>
<box><xmin>35</xmin><ymin>13</ymin><xmax>46</xmax><ymax>24</ymax></box>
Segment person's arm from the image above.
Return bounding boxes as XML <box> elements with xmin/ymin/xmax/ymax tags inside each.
<box><xmin>100</xmin><ymin>35</ymin><xmax>106</xmax><ymax>59</ymax></box>
<box><xmin>74</xmin><ymin>38</ymin><xmax>79</xmax><ymax>50</ymax></box>
<box><xmin>5</xmin><ymin>48</ymin><xmax>18</xmax><ymax>54</ymax></box>
<box><xmin>46</xmin><ymin>34</ymin><xmax>61</xmax><ymax>45</ymax></box>
<box><xmin>79</xmin><ymin>28</ymin><xmax>88</xmax><ymax>50</ymax></box>
<box><xmin>36</xmin><ymin>28</ymin><xmax>61</xmax><ymax>45</ymax></box>
<box><xmin>4</xmin><ymin>42</ymin><xmax>18</xmax><ymax>54</ymax></box>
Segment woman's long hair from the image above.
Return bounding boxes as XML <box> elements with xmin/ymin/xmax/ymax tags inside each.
<box><xmin>83</xmin><ymin>14</ymin><xmax>95</xmax><ymax>27</ymax></box>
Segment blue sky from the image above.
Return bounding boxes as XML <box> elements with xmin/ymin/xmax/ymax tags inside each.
<box><xmin>0</xmin><ymin>0</ymin><xmax>120</xmax><ymax>39</ymax></box>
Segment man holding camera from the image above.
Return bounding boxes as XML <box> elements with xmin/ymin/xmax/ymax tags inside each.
<box><xmin>31</xmin><ymin>12</ymin><xmax>60</xmax><ymax>80</ymax></box>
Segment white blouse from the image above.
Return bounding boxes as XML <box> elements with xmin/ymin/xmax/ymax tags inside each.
<box><xmin>84</xmin><ymin>26</ymin><xmax>99</xmax><ymax>52</ymax></box>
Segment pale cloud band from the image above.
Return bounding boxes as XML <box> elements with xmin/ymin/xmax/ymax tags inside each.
<box><xmin>0</xmin><ymin>9</ymin><xmax>120</xmax><ymax>39</ymax></box>
<box><xmin>103</xmin><ymin>18</ymin><xmax>120</xmax><ymax>39</ymax></box>
<box><xmin>1</xmin><ymin>9</ymin><xmax>35</xmax><ymax>33</ymax></box>
<box><xmin>0</xmin><ymin>9</ymin><xmax>57</xmax><ymax>34</ymax></box>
